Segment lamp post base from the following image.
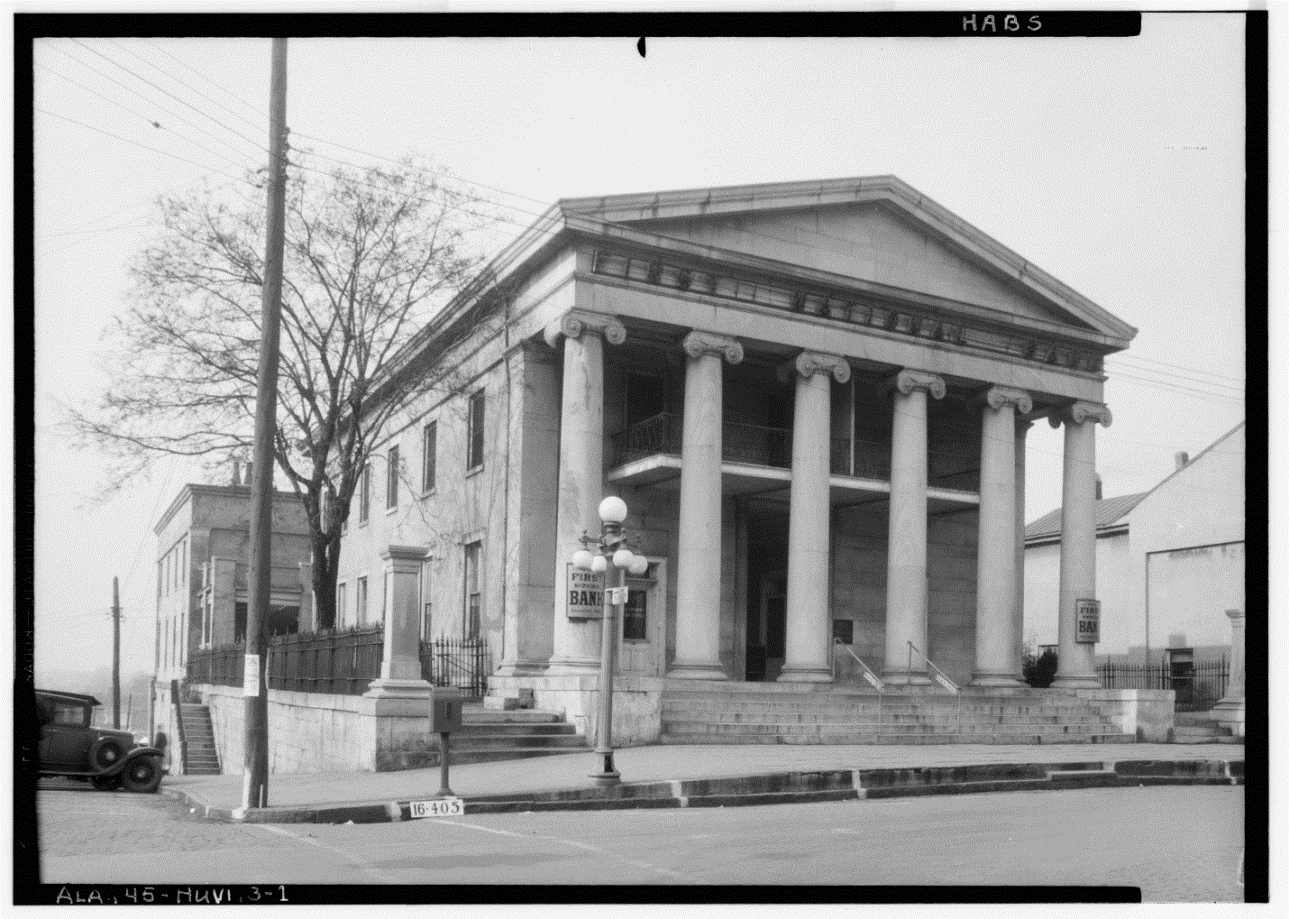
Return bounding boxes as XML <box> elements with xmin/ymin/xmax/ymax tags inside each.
<box><xmin>589</xmin><ymin>750</ymin><xmax>620</xmax><ymax>785</ymax></box>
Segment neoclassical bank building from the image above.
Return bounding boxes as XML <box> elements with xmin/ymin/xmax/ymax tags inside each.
<box><xmin>339</xmin><ymin>175</ymin><xmax>1172</xmax><ymax>748</ymax></box>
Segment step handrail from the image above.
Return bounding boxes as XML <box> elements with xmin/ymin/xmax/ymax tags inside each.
<box><xmin>907</xmin><ymin>641</ymin><xmax>962</xmax><ymax>734</ymax></box>
<box><xmin>832</xmin><ymin>638</ymin><xmax>885</xmax><ymax>692</ymax></box>
<box><xmin>906</xmin><ymin>641</ymin><xmax>959</xmax><ymax>694</ymax></box>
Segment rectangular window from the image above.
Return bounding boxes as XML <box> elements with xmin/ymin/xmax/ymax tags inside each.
<box><xmin>464</xmin><ymin>542</ymin><xmax>482</xmax><ymax>638</ymax></box>
<box><xmin>336</xmin><ymin>582</ymin><xmax>348</xmax><ymax>630</ymax></box>
<box><xmin>421</xmin><ymin>558</ymin><xmax>433</xmax><ymax>641</ymax></box>
<box><xmin>164</xmin><ymin>554</ymin><xmax>170</xmax><ymax>596</ymax></box>
<box><xmin>234</xmin><ymin>602</ymin><xmax>247</xmax><ymax>644</ymax></box>
<box><xmin>358</xmin><ymin>463</ymin><xmax>370</xmax><ymax>523</ymax></box>
<box><xmin>164</xmin><ymin>619</ymin><xmax>170</xmax><ymax>668</ymax></box>
<box><xmin>422</xmin><ymin>421</ymin><xmax>438</xmax><ymax>493</ymax></box>
<box><xmin>622</xmin><ymin>587</ymin><xmax>648</xmax><ymax>641</ymax></box>
<box><xmin>356</xmin><ymin>576</ymin><xmax>368</xmax><ymax>627</ymax></box>
<box><xmin>466</xmin><ymin>389</ymin><xmax>485</xmax><ymax>471</ymax></box>
<box><xmin>180</xmin><ymin>538</ymin><xmax>187</xmax><ymax>586</ymax></box>
<box><xmin>386</xmin><ymin>445</ymin><xmax>400</xmax><ymax>509</ymax></box>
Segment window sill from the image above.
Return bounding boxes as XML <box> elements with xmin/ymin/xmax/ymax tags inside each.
<box><xmin>465</xmin><ymin>464</ymin><xmax>484</xmax><ymax>479</ymax></box>
<box><xmin>385</xmin><ymin>505</ymin><xmax>398</xmax><ymax>515</ymax></box>
<box><xmin>421</xmin><ymin>488</ymin><xmax>436</xmax><ymax>499</ymax></box>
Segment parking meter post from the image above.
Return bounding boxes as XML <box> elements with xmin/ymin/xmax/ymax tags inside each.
<box><xmin>438</xmin><ymin>731</ymin><xmax>452</xmax><ymax>797</ymax></box>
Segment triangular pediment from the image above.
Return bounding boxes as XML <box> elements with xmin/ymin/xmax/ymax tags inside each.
<box><xmin>559</xmin><ymin>176</ymin><xmax>1136</xmax><ymax>345</ymax></box>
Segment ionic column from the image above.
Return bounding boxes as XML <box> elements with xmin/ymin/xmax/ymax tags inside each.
<box><xmin>365</xmin><ymin>545</ymin><xmax>432</xmax><ymax>699</ymax></box>
<box><xmin>544</xmin><ymin>310</ymin><xmax>626</xmax><ymax>673</ymax></box>
<box><xmin>1050</xmin><ymin>401</ymin><xmax>1111</xmax><ymax>688</ymax></box>
<box><xmin>670</xmin><ymin>331</ymin><xmax>744</xmax><ymax>679</ymax></box>
<box><xmin>1014</xmin><ymin>418</ymin><xmax>1034</xmax><ymax>677</ymax></box>
<box><xmin>779</xmin><ymin>352</ymin><xmax>850</xmax><ymax>683</ymax></box>
<box><xmin>882</xmin><ymin>370</ymin><xmax>945</xmax><ymax>685</ymax></box>
<box><xmin>971</xmin><ymin>386</ymin><xmax>1032</xmax><ymax>686</ymax></box>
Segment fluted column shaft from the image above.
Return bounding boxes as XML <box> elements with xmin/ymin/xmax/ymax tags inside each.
<box><xmin>671</xmin><ymin>331</ymin><xmax>743</xmax><ymax>679</ymax></box>
<box><xmin>972</xmin><ymin>387</ymin><xmax>1031</xmax><ymax>686</ymax></box>
<box><xmin>545</xmin><ymin>311</ymin><xmax>625</xmax><ymax>673</ymax></box>
<box><xmin>779</xmin><ymin>352</ymin><xmax>850</xmax><ymax>683</ymax></box>
<box><xmin>883</xmin><ymin>370</ymin><xmax>944</xmax><ymax>684</ymax></box>
<box><xmin>1052</xmin><ymin>401</ymin><xmax>1111</xmax><ymax>688</ymax></box>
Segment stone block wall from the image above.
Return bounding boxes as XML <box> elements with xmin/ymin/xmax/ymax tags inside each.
<box><xmin>196</xmin><ymin>684</ymin><xmax>442</xmax><ymax>774</ymax></box>
<box><xmin>490</xmin><ymin>674</ymin><xmax>660</xmax><ymax>747</ymax></box>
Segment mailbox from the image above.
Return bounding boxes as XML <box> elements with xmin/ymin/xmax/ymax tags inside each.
<box><xmin>429</xmin><ymin>687</ymin><xmax>464</xmax><ymax>734</ymax></box>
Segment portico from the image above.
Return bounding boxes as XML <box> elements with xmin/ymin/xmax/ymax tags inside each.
<box><xmin>349</xmin><ymin>174</ymin><xmax>1145</xmax><ymax>745</ymax></box>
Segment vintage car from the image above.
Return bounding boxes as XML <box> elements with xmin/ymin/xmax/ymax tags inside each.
<box><xmin>36</xmin><ymin>689</ymin><xmax>164</xmax><ymax>793</ymax></box>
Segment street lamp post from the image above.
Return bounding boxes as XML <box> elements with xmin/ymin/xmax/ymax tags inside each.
<box><xmin>571</xmin><ymin>496</ymin><xmax>648</xmax><ymax>786</ymax></box>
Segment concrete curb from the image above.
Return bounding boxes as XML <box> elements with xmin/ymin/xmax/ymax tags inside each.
<box><xmin>162</xmin><ymin>758</ymin><xmax>1243</xmax><ymax>825</ymax></box>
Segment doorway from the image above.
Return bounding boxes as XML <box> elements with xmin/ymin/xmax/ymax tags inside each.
<box><xmin>618</xmin><ymin>558</ymin><xmax>667</xmax><ymax>677</ymax></box>
<box><xmin>743</xmin><ymin>505</ymin><xmax>790</xmax><ymax>681</ymax></box>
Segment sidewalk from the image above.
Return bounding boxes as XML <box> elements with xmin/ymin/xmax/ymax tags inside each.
<box><xmin>163</xmin><ymin>742</ymin><xmax>1243</xmax><ymax>823</ymax></box>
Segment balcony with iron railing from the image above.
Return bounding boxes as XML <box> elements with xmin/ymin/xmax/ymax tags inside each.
<box><xmin>609</xmin><ymin>411</ymin><xmax>979</xmax><ymax>489</ymax></box>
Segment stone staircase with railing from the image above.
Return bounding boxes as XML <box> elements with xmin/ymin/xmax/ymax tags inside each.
<box><xmin>177</xmin><ymin>703</ymin><xmax>222</xmax><ymax>774</ymax></box>
<box><xmin>660</xmin><ymin>683</ymin><xmax>1135</xmax><ymax>745</ymax></box>
<box><xmin>430</xmin><ymin>704</ymin><xmax>588</xmax><ymax>765</ymax></box>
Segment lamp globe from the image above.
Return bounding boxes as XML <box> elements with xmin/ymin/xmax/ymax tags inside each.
<box><xmin>599</xmin><ymin>496</ymin><xmax>628</xmax><ymax>524</ymax></box>
<box><xmin>571</xmin><ymin>549</ymin><xmax>594</xmax><ymax>571</ymax></box>
<box><xmin>612</xmin><ymin>548</ymin><xmax>635</xmax><ymax>569</ymax></box>
<box><xmin>591</xmin><ymin>554</ymin><xmax>608</xmax><ymax>574</ymax></box>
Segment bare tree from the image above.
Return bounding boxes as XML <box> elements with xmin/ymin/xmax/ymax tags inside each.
<box><xmin>69</xmin><ymin>153</ymin><xmax>502</xmax><ymax>629</ymax></box>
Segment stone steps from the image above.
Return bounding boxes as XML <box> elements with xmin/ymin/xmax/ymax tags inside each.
<box><xmin>659</xmin><ymin>686</ymin><xmax>1128</xmax><ymax>747</ymax></box>
<box><xmin>176</xmin><ymin>704</ymin><xmax>222</xmax><ymax>775</ymax></box>
<box><xmin>422</xmin><ymin>705</ymin><xmax>588</xmax><ymax>764</ymax></box>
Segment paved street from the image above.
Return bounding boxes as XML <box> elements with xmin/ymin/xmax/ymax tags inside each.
<box><xmin>35</xmin><ymin>779</ymin><xmax>1243</xmax><ymax>900</ymax></box>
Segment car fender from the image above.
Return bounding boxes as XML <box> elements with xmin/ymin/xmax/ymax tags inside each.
<box><xmin>99</xmin><ymin>745</ymin><xmax>162</xmax><ymax>778</ymax></box>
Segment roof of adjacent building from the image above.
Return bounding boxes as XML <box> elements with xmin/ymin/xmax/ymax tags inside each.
<box><xmin>1024</xmin><ymin>492</ymin><xmax>1149</xmax><ymax>543</ymax></box>
<box><xmin>1024</xmin><ymin>420</ymin><xmax>1245</xmax><ymax>544</ymax></box>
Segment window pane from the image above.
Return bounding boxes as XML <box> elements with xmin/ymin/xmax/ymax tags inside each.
<box><xmin>423</xmin><ymin>422</ymin><xmax>437</xmax><ymax>492</ymax></box>
<box><xmin>464</xmin><ymin>542</ymin><xmax>482</xmax><ymax>637</ymax></box>
<box><xmin>387</xmin><ymin>446</ymin><xmax>400</xmax><ymax>508</ymax></box>
<box><xmin>359</xmin><ymin>464</ymin><xmax>370</xmax><ymax>522</ymax></box>
<box><xmin>356</xmin><ymin>577</ymin><xmax>368</xmax><ymax>626</ymax></box>
<box><xmin>623</xmin><ymin>589</ymin><xmax>647</xmax><ymax>640</ymax></box>
<box><xmin>468</xmin><ymin>391</ymin><xmax>485</xmax><ymax>469</ymax></box>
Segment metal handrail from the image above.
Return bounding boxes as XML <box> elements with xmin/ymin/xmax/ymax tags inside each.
<box><xmin>832</xmin><ymin>638</ymin><xmax>885</xmax><ymax>691</ymax></box>
<box><xmin>907</xmin><ymin>641</ymin><xmax>961</xmax><ymax>734</ymax></box>
<box><xmin>833</xmin><ymin>638</ymin><xmax>883</xmax><ymax>736</ymax></box>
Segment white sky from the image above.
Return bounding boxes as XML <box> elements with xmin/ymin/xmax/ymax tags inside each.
<box><xmin>29</xmin><ymin>15</ymin><xmax>1252</xmax><ymax>680</ymax></box>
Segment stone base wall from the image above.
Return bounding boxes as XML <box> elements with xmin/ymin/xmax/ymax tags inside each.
<box><xmin>1072</xmin><ymin>688</ymin><xmax>1176</xmax><ymax>742</ymax></box>
<box><xmin>490</xmin><ymin>674</ymin><xmax>662</xmax><ymax>746</ymax></box>
<box><xmin>195</xmin><ymin>684</ymin><xmax>439</xmax><ymax>774</ymax></box>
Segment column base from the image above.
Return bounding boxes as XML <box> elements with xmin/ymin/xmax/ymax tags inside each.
<box><xmin>667</xmin><ymin>660</ymin><xmax>728</xmax><ymax>680</ymax></box>
<box><xmin>969</xmin><ymin>671</ymin><xmax>1024</xmax><ymax>687</ymax></box>
<box><xmin>493</xmin><ymin>660</ymin><xmax>549</xmax><ymax>677</ymax></box>
<box><xmin>776</xmin><ymin>665</ymin><xmax>832</xmax><ymax>683</ymax></box>
<box><xmin>544</xmin><ymin>656</ymin><xmax>601</xmax><ymax>675</ymax></box>
<box><xmin>1051</xmin><ymin>673</ymin><xmax>1101</xmax><ymax>689</ymax></box>
<box><xmin>363</xmin><ymin>678</ymin><xmax>433</xmax><ymax>700</ymax></box>
<box><xmin>881</xmin><ymin>670</ymin><xmax>932</xmax><ymax>687</ymax></box>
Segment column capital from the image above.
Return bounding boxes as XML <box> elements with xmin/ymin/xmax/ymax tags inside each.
<box><xmin>542</xmin><ymin>309</ymin><xmax>627</xmax><ymax>349</ymax></box>
<box><xmin>779</xmin><ymin>351</ymin><xmax>851</xmax><ymax>384</ymax></box>
<box><xmin>1048</xmin><ymin>400</ymin><xmax>1112</xmax><ymax>429</ymax></box>
<box><xmin>381</xmin><ymin>544</ymin><xmax>430</xmax><ymax>574</ymax></box>
<box><xmin>681</xmin><ymin>330</ymin><xmax>743</xmax><ymax>365</ymax></box>
<box><xmin>979</xmin><ymin>385</ymin><xmax>1033</xmax><ymax>414</ymax></box>
<box><xmin>891</xmin><ymin>369</ymin><xmax>945</xmax><ymax>400</ymax></box>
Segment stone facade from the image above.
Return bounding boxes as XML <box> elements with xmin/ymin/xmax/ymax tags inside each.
<box><xmin>336</xmin><ymin>175</ymin><xmax>1140</xmax><ymax>744</ymax></box>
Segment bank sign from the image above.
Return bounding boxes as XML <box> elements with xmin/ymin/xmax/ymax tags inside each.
<box><xmin>567</xmin><ymin>566</ymin><xmax>603</xmax><ymax>619</ymax></box>
<box><xmin>1075</xmin><ymin>599</ymin><xmax>1101</xmax><ymax>644</ymax></box>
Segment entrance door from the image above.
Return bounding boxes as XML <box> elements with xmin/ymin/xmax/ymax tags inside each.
<box><xmin>618</xmin><ymin>559</ymin><xmax>666</xmax><ymax>677</ymax></box>
<box><xmin>762</xmin><ymin>572</ymin><xmax>787</xmax><ymax>682</ymax></box>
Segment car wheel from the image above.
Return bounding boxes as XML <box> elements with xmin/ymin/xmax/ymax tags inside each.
<box><xmin>91</xmin><ymin>774</ymin><xmax>122</xmax><ymax>791</ymax></box>
<box><xmin>89</xmin><ymin>737</ymin><xmax>127</xmax><ymax>771</ymax></box>
<box><xmin>122</xmin><ymin>756</ymin><xmax>162</xmax><ymax>794</ymax></box>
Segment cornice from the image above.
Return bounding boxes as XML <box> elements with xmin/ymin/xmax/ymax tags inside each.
<box><xmin>588</xmin><ymin>246</ymin><xmax>1111</xmax><ymax>376</ymax></box>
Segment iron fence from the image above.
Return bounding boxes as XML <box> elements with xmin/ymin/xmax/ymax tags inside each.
<box><xmin>188</xmin><ymin>626</ymin><xmax>385</xmax><ymax>696</ymax></box>
<box><xmin>420</xmin><ymin>636</ymin><xmax>490</xmax><ymax>699</ymax></box>
<box><xmin>1097</xmin><ymin>657</ymin><xmax>1229</xmax><ymax>712</ymax></box>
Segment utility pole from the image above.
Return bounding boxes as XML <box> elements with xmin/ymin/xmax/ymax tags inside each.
<box><xmin>243</xmin><ymin>37</ymin><xmax>289</xmax><ymax>810</ymax></box>
<box><xmin>112</xmin><ymin>576</ymin><xmax>121</xmax><ymax>729</ymax></box>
